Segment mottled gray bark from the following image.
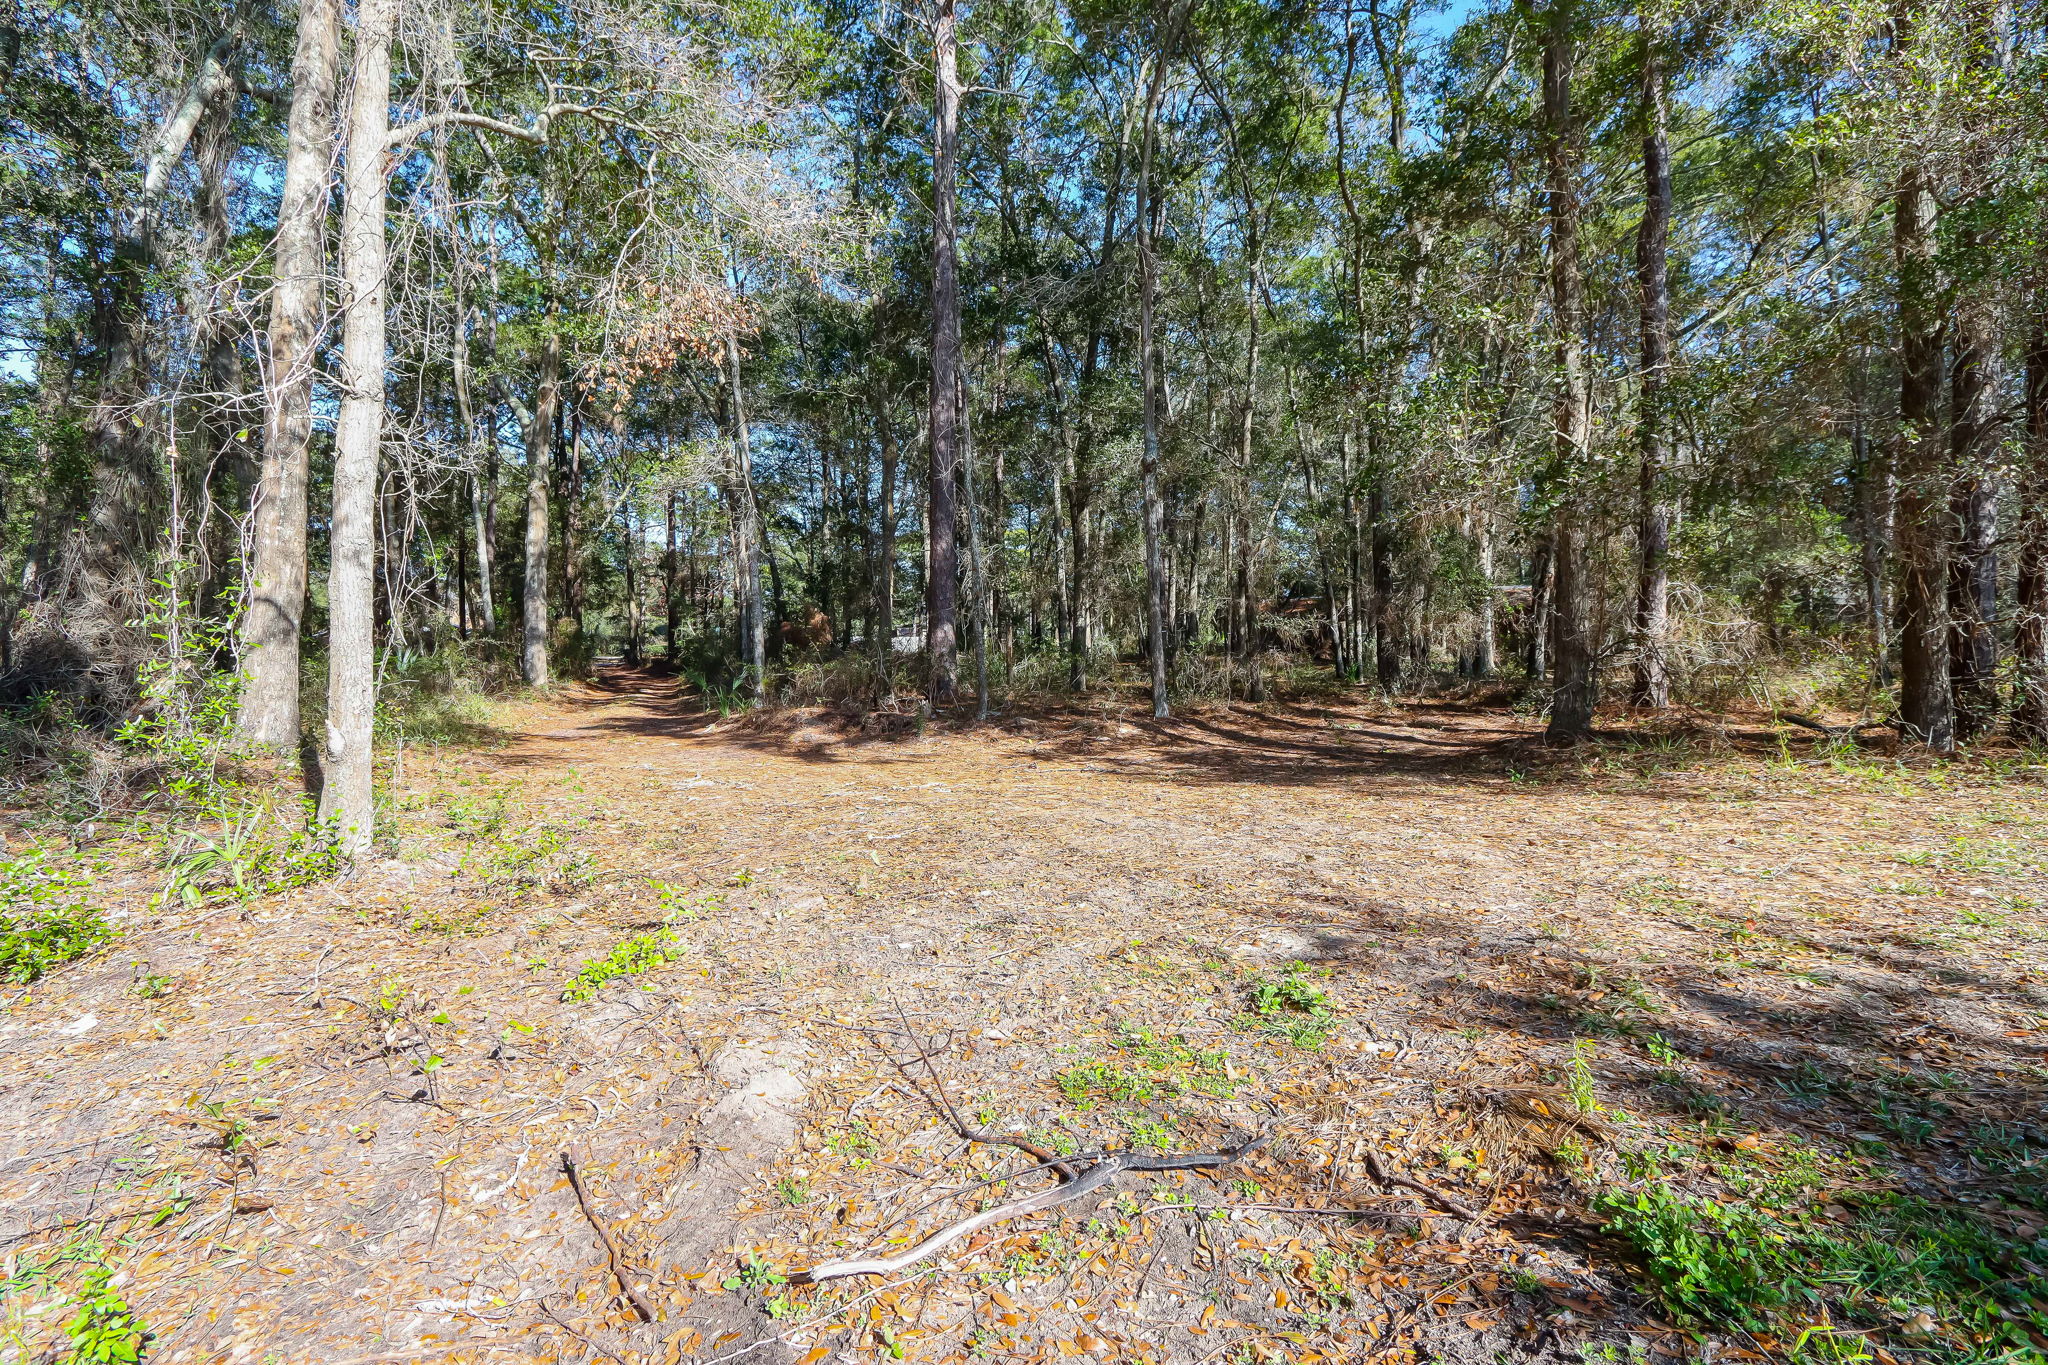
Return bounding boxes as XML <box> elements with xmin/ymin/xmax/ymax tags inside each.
<box><xmin>237</xmin><ymin>0</ymin><xmax>337</xmax><ymax>749</ymax></box>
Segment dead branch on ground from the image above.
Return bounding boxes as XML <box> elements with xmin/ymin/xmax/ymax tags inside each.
<box><xmin>560</xmin><ymin>1146</ymin><xmax>656</xmax><ymax>1323</ymax></box>
<box><xmin>1775</xmin><ymin>712</ymin><xmax>1893</xmax><ymax>741</ymax></box>
<box><xmin>794</xmin><ymin>1133</ymin><xmax>1269</xmax><ymax>1284</ymax></box>
<box><xmin>1358</xmin><ymin>1146</ymin><xmax>1485</xmax><ymax>1223</ymax></box>
<box><xmin>884</xmin><ymin>999</ymin><xmax>1077</xmax><ymax>1179</ymax></box>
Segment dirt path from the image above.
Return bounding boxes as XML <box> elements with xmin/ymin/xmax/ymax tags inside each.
<box><xmin>4</xmin><ymin>670</ymin><xmax>2044</xmax><ymax>1364</ymax></box>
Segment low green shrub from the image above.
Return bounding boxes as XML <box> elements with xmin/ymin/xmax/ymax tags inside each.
<box><xmin>1596</xmin><ymin>1153</ymin><xmax>2048</xmax><ymax>1358</ymax></box>
<box><xmin>561</xmin><ymin>929</ymin><xmax>683</xmax><ymax>1002</ymax></box>
<box><xmin>0</xmin><ymin>850</ymin><xmax>110</xmax><ymax>984</ymax></box>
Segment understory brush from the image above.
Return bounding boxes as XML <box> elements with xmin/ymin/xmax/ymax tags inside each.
<box><xmin>1594</xmin><ymin>1143</ymin><xmax>2048</xmax><ymax>1360</ymax></box>
<box><xmin>0</xmin><ymin>1235</ymin><xmax>150</xmax><ymax>1364</ymax></box>
<box><xmin>0</xmin><ymin>848</ymin><xmax>109</xmax><ymax>984</ymax></box>
<box><xmin>560</xmin><ymin>928</ymin><xmax>683</xmax><ymax>1001</ymax></box>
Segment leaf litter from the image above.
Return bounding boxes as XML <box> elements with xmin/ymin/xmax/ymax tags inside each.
<box><xmin>1</xmin><ymin>669</ymin><xmax>2043</xmax><ymax>1364</ymax></box>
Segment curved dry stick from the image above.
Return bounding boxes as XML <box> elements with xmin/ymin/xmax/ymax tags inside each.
<box><xmin>794</xmin><ymin>1135</ymin><xmax>1268</xmax><ymax>1285</ymax></box>
<box><xmin>798</xmin><ymin>1154</ymin><xmax>1126</xmax><ymax>1284</ymax></box>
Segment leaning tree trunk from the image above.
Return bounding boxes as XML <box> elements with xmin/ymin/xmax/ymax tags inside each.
<box><xmin>1892</xmin><ymin>150</ymin><xmax>1952</xmax><ymax>749</ymax></box>
<box><xmin>1629</xmin><ymin>25</ymin><xmax>1673</xmax><ymax>711</ymax></box>
<box><xmin>2016</xmin><ymin>305</ymin><xmax>2047</xmax><ymax>742</ymax></box>
<box><xmin>238</xmin><ymin>0</ymin><xmax>337</xmax><ymax>749</ymax></box>
<box><xmin>1542</xmin><ymin>0</ymin><xmax>1597</xmax><ymax>744</ymax></box>
<box><xmin>925</xmin><ymin>0</ymin><xmax>963</xmax><ymax>704</ymax></box>
<box><xmin>316</xmin><ymin>0</ymin><xmax>392</xmax><ymax>852</ymax></box>
<box><xmin>62</xmin><ymin>28</ymin><xmax>240</xmax><ymax>691</ymax></box>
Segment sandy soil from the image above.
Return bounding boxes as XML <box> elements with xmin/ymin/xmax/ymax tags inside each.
<box><xmin>3</xmin><ymin>668</ymin><xmax>2043</xmax><ymax>1364</ymax></box>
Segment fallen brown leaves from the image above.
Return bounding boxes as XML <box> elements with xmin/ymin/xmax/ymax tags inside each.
<box><xmin>0</xmin><ymin>671</ymin><xmax>2041</xmax><ymax>1363</ymax></box>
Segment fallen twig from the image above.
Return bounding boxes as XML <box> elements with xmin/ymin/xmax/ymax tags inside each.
<box><xmin>1358</xmin><ymin>1147</ymin><xmax>1485</xmax><ymax>1223</ymax></box>
<box><xmin>538</xmin><ymin>1294</ymin><xmax>631</xmax><ymax>1365</ymax></box>
<box><xmin>794</xmin><ymin>1133</ymin><xmax>1268</xmax><ymax>1284</ymax></box>
<box><xmin>885</xmin><ymin>998</ymin><xmax>1077</xmax><ymax>1179</ymax></box>
<box><xmin>560</xmin><ymin>1146</ymin><xmax>656</xmax><ymax>1323</ymax></box>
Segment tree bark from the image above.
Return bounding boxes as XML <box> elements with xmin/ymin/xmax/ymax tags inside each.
<box><xmin>564</xmin><ymin>402</ymin><xmax>587</xmax><ymax>643</ymax></box>
<box><xmin>238</xmin><ymin>0</ymin><xmax>337</xmax><ymax>749</ymax></box>
<box><xmin>665</xmin><ymin>489</ymin><xmax>681</xmax><ymax>665</ymax></box>
<box><xmin>1137</xmin><ymin>3</ymin><xmax>1180</xmax><ymax>720</ymax></box>
<box><xmin>519</xmin><ymin>331</ymin><xmax>560</xmax><ymax>686</ymax></box>
<box><xmin>1853</xmin><ymin>420</ymin><xmax>1892</xmax><ymax>686</ymax></box>
<box><xmin>870</xmin><ymin>375</ymin><xmax>899</xmax><ymax>686</ymax></box>
<box><xmin>1527</xmin><ymin>533</ymin><xmax>1552</xmax><ymax>681</ymax></box>
<box><xmin>66</xmin><ymin>28</ymin><xmax>241</xmax><ymax>674</ymax></box>
<box><xmin>1892</xmin><ymin>150</ymin><xmax>1952</xmax><ymax>748</ymax></box>
<box><xmin>623</xmin><ymin>500</ymin><xmax>642</xmax><ymax>667</ymax></box>
<box><xmin>317</xmin><ymin>0</ymin><xmax>393</xmax><ymax>852</ymax></box>
<box><xmin>1947</xmin><ymin>296</ymin><xmax>1999</xmax><ymax>739</ymax></box>
<box><xmin>959</xmin><ymin>370</ymin><xmax>990</xmax><ymax>718</ymax></box>
<box><xmin>1629</xmin><ymin>23</ymin><xmax>1673</xmax><ymax>711</ymax></box>
<box><xmin>1370</xmin><ymin>481</ymin><xmax>1398</xmax><ymax>688</ymax></box>
<box><xmin>1474</xmin><ymin>511</ymin><xmax>1496</xmax><ymax>677</ymax></box>
<box><xmin>722</xmin><ymin>331</ymin><xmax>767</xmax><ymax>697</ymax></box>
<box><xmin>1542</xmin><ymin>0</ymin><xmax>1597</xmax><ymax>744</ymax></box>
<box><xmin>925</xmin><ymin>0</ymin><xmax>963</xmax><ymax>704</ymax></box>
<box><xmin>2018</xmin><ymin>305</ymin><xmax>2048</xmax><ymax>742</ymax></box>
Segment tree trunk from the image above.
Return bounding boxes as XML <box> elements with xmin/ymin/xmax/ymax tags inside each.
<box><xmin>1527</xmin><ymin>534</ymin><xmax>1552</xmax><ymax>680</ymax></box>
<box><xmin>1629</xmin><ymin>25</ymin><xmax>1673</xmax><ymax>711</ymax></box>
<box><xmin>238</xmin><ymin>0</ymin><xmax>337</xmax><ymax>749</ymax></box>
<box><xmin>520</xmin><ymin>331</ymin><xmax>560</xmax><ymax>687</ymax></box>
<box><xmin>316</xmin><ymin>0</ymin><xmax>392</xmax><ymax>852</ymax></box>
<box><xmin>1137</xmin><ymin>7</ymin><xmax>1177</xmax><ymax>720</ymax></box>
<box><xmin>1947</xmin><ymin>298</ymin><xmax>1999</xmax><ymax>739</ymax></box>
<box><xmin>871</xmin><ymin>376</ymin><xmax>898</xmax><ymax>685</ymax></box>
<box><xmin>74</xmin><ymin>30</ymin><xmax>242</xmax><ymax>617</ymax></box>
<box><xmin>1892</xmin><ymin>151</ymin><xmax>1952</xmax><ymax>748</ymax></box>
<box><xmin>665</xmin><ymin>489</ymin><xmax>681</xmax><ymax>665</ymax></box>
<box><xmin>925</xmin><ymin>0</ymin><xmax>963</xmax><ymax>704</ymax></box>
<box><xmin>564</xmin><ymin>402</ymin><xmax>587</xmax><ymax>643</ymax></box>
<box><xmin>190</xmin><ymin>92</ymin><xmax>250</xmax><ymax>608</ymax></box>
<box><xmin>1542</xmin><ymin>0</ymin><xmax>1597</xmax><ymax>744</ymax></box>
<box><xmin>1039</xmin><ymin>328</ymin><xmax>1088</xmax><ymax>690</ymax></box>
<box><xmin>1853</xmin><ymin>421</ymin><xmax>1892</xmax><ymax>686</ymax></box>
<box><xmin>1370</xmin><ymin>480</ymin><xmax>1398</xmax><ymax>689</ymax></box>
<box><xmin>960</xmin><ymin>369</ymin><xmax>990</xmax><ymax>718</ymax></box>
<box><xmin>2018</xmin><ymin>305</ymin><xmax>2048</xmax><ymax>742</ymax></box>
<box><xmin>449</xmin><ymin>279</ymin><xmax>495</xmax><ymax>638</ymax></box>
<box><xmin>723</xmin><ymin>331</ymin><xmax>767</xmax><ymax>697</ymax></box>
<box><xmin>623</xmin><ymin>501</ymin><xmax>642</xmax><ymax>667</ymax></box>
<box><xmin>1474</xmin><ymin>512</ymin><xmax>1496</xmax><ymax>677</ymax></box>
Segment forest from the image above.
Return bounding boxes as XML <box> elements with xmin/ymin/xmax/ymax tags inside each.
<box><xmin>0</xmin><ymin>0</ymin><xmax>2045</xmax><ymax>1360</ymax></box>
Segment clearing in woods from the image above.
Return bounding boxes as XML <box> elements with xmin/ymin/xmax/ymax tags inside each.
<box><xmin>3</xmin><ymin>669</ymin><xmax>2045</xmax><ymax>1364</ymax></box>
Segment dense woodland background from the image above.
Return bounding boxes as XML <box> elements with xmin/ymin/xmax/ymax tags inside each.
<box><xmin>1</xmin><ymin>0</ymin><xmax>2045</xmax><ymax>844</ymax></box>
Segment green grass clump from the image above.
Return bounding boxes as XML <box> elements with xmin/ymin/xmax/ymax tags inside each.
<box><xmin>1056</xmin><ymin>1025</ymin><xmax>1239</xmax><ymax>1107</ymax></box>
<box><xmin>560</xmin><ymin>929</ymin><xmax>682</xmax><ymax>1002</ymax></box>
<box><xmin>0</xmin><ymin>850</ymin><xmax>111</xmax><ymax>984</ymax></box>
<box><xmin>1233</xmin><ymin>963</ymin><xmax>1335</xmax><ymax>1048</ymax></box>
<box><xmin>1596</xmin><ymin>1150</ymin><xmax>2048</xmax><ymax>1358</ymax></box>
